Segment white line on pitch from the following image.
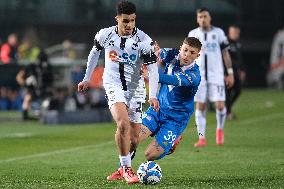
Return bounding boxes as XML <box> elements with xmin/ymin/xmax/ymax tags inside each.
<box><xmin>0</xmin><ymin>141</ymin><xmax>113</xmax><ymax>164</ymax></box>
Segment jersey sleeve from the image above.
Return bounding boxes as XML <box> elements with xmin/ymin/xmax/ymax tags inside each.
<box><xmin>159</xmin><ymin>69</ymin><xmax>201</xmax><ymax>87</ymax></box>
<box><xmin>83</xmin><ymin>29</ymin><xmax>106</xmax><ymax>81</ymax></box>
<box><xmin>218</xmin><ymin>29</ymin><xmax>230</xmax><ymax>50</ymax></box>
<box><xmin>188</xmin><ymin>30</ymin><xmax>194</xmax><ymax>37</ymax></box>
<box><xmin>94</xmin><ymin>29</ymin><xmax>106</xmax><ymax>50</ymax></box>
<box><xmin>140</xmin><ymin>34</ymin><xmax>157</xmax><ymax>65</ymax></box>
<box><xmin>160</xmin><ymin>48</ymin><xmax>179</xmax><ymax>65</ymax></box>
<box><xmin>177</xmin><ymin>69</ymin><xmax>201</xmax><ymax>87</ymax></box>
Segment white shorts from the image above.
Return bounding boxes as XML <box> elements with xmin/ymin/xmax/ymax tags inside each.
<box><xmin>104</xmin><ymin>83</ymin><xmax>146</xmax><ymax>123</ymax></box>
<box><xmin>194</xmin><ymin>82</ymin><xmax>226</xmax><ymax>103</ymax></box>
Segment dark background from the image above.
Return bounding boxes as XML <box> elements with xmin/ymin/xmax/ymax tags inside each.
<box><xmin>1</xmin><ymin>0</ymin><xmax>283</xmax><ymax>87</ymax></box>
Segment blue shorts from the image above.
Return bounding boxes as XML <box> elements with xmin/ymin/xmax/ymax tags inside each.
<box><xmin>142</xmin><ymin>107</ymin><xmax>190</xmax><ymax>159</ymax></box>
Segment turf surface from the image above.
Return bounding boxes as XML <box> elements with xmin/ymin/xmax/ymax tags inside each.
<box><xmin>0</xmin><ymin>89</ymin><xmax>283</xmax><ymax>188</ymax></box>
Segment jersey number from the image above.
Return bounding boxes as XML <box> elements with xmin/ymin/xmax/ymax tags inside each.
<box><xmin>164</xmin><ymin>131</ymin><xmax>176</xmax><ymax>144</ymax></box>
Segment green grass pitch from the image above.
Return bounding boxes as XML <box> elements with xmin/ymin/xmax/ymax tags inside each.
<box><xmin>0</xmin><ymin>89</ymin><xmax>283</xmax><ymax>188</ymax></box>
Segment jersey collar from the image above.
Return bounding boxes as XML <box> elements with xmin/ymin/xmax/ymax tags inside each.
<box><xmin>175</xmin><ymin>54</ymin><xmax>196</xmax><ymax>70</ymax></box>
<box><xmin>182</xmin><ymin>61</ymin><xmax>196</xmax><ymax>71</ymax></box>
<box><xmin>199</xmin><ymin>26</ymin><xmax>213</xmax><ymax>32</ymax></box>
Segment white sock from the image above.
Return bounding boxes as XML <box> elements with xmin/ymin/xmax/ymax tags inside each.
<box><xmin>119</xmin><ymin>153</ymin><xmax>131</xmax><ymax>167</ymax></box>
<box><xmin>216</xmin><ymin>107</ymin><xmax>227</xmax><ymax>130</ymax></box>
<box><xmin>195</xmin><ymin>110</ymin><xmax>206</xmax><ymax>139</ymax></box>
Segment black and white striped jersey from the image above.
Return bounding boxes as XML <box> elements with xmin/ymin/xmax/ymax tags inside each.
<box><xmin>188</xmin><ymin>26</ymin><xmax>229</xmax><ymax>85</ymax></box>
<box><xmin>84</xmin><ymin>26</ymin><xmax>156</xmax><ymax>91</ymax></box>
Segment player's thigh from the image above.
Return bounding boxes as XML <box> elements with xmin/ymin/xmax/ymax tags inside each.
<box><xmin>194</xmin><ymin>82</ymin><xmax>207</xmax><ymax>103</ymax></box>
<box><xmin>208</xmin><ymin>83</ymin><xmax>226</xmax><ymax>102</ymax></box>
<box><xmin>144</xmin><ymin>139</ymin><xmax>164</xmax><ymax>161</ymax></box>
<box><xmin>215</xmin><ymin>101</ymin><xmax>225</xmax><ymax>110</ymax></box>
<box><xmin>110</xmin><ymin>102</ymin><xmax>129</xmax><ymax>129</ymax></box>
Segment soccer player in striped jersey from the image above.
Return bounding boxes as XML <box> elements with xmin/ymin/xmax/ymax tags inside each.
<box><xmin>77</xmin><ymin>1</ymin><xmax>159</xmax><ymax>184</ymax></box>
<box><xmin>188</xmin><ymin>8</ymin><xmax>234</xmax><ymax>147</ymax></box>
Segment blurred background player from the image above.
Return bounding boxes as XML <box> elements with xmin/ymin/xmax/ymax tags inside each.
<box><xmin>267</xmin><ymin>26</ymin><xmax>284</xmax><ymax>89</ymax></box>
<box><xmin>0</xmin><ymin>33</ymin><xmax>18</xmax><ymax>64</ymax></box>
<box><xmin>226</xmin><ymin>25</ymin><xmax>245</xmax><ymax>120</ymax></box>
<box><xmin>77</xmin><ymin>0</ymin><xmax>159</xmax><ymax>184</ymax></box>
<box><xmin>188</xmin><ymin>8</ymin><xmax>234</xmax><ymax>147</ymax></box>
<box><xmin>137</xmin><ymin>37</ymin><xmax>201</xmax><ymax>160</ymax></box>
<box><xmin>16</xmin><ymin>50</ymin><xmax>53</xmax><ymax>120</ymax></box>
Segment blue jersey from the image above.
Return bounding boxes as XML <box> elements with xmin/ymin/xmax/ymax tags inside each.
<box><xmin>142</xmin><ymin>48</ymin><xmax>201</xmax><ymax>159</ymax></box>
<box><xmin>158</xmin><ymin>48</ymin><xmax>201</xmax><ymax>120</ymax></box>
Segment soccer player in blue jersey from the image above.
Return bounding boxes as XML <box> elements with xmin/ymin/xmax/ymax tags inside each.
<box><xmin>137</xmin><ymin>37</ymin><xmax>202</xmax><ymax>160</ymax></box>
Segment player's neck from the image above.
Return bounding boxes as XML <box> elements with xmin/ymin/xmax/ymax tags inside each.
<box><xmin>201</xmin><ymin>25</ymin><xmax>212</xmax><ymax>32</ymax></box>
<box><xmin>179</xmin><ymin>60</ymin><xmax>194</xmax><ymax>67</ymax></box>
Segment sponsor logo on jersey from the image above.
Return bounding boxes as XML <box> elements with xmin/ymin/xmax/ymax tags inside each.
<box><xmin>204</xmin><ymin>42</ymin><xmax>218</xmax><ymax>52</ymax></box>
<box><xmin>109</xmin><ymin>50</ymin><xmax>138</xmax><ymax>65</ymax></box>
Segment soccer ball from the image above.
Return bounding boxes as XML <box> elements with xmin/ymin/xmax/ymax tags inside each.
<box><xmin>137</xmin><ymin>161</ymin><xmax>162</xmax><ymax>185</ymax></box>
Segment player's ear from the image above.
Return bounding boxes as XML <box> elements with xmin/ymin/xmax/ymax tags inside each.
<box><xmin>196</xmin><ymin>53</ymin><xmax>200</xmax><ymax>58</ymax></box>
<box><xmin>115</xmin><ymin>15</ymin><xmax>119</xmax><ymax>22</ymax></box>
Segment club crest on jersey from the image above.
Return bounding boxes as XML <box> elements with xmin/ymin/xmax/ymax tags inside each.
<box><xmin>109</xmin><ymin>50</ymin><xmax>138</xmax><ymax>65</ymax></box>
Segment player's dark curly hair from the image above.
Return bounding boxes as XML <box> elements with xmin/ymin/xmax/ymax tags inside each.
<box><xmin>116</xmin><ymin>1</ymin><xmax>136</xmax><ymax>15</ymax></box>
<box><xmin>196</xmin><ymin>7</ymin><xmax>210</xmax><ymax>14</ymax></box>
<box><xmin>183</xmin><ymin>37</ymin><xmax>202</xmax><ymax>50</ymax></box>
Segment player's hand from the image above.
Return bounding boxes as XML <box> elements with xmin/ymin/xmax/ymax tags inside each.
<box><xmin>154</xmin><ymin>41</ymin><xmax>161</xmax><ymax>54</ymax></box>
<box><xmin>78</xmin><ymin>80</ymin><xmax>90</xmax><ymax>92</ymax></box>
<box><xmin>141</xmin><ymin>65</ymin><xmax>149</xmax><ymax>79</ymax></box>
<box><xmin>239</xmin><ymin>70</ymin><xmax>246</xmax><ymax>83</ymax></box>
<box><xmin>148</xmin><ymin>98</ymin><xmax>160</xmax><ymax>112</ymax></box>
<box><xmin>225</xmin><ymin>74</ymin><xmax>234</xmax><ymax>88</ymax></box>
<box><xmin>154</xmin><ymin>41</ymin><xmax>162</xmax><ymax>65</ymax></box>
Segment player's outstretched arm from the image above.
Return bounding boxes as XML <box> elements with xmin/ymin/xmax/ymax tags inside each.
<box><xmin>159</xmin><ymin>71</ymin><xmax>200</xmax><ymax>87</ymax></box>
<box><xmin>147</xmin><ymin>63</ymin><xmax>159</xmax><ymax>112</ymax></box>
<box><xmin>78</xmin><ymin>45</ymin><xmax>102</xmax><ymax>92</ymax></box>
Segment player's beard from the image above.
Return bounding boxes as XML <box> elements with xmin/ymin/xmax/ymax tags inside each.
<box><xmin>201</xmin><ymin>23</ymin><xmax>211</xmax><ymax>31</ymax></box>
<box><xmin>124</xmin><ymin>28</ymin><xmax>133</xmax><ymax>35</ymax></box>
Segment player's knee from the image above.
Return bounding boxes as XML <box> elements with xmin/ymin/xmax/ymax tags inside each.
<box><xmin>196</xmin><ymin>103</ymin><xmax>206</xmax><ymax>110</ymax></box>
<box><xmin>215</xmin><ymin>101</ymin><xmax>225</xmax><ymax>110</ymax></box>
<box><xmin>130</xmin><ymin>136</ymin><xmax>139</xmax><ymax>146</ymax></box>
